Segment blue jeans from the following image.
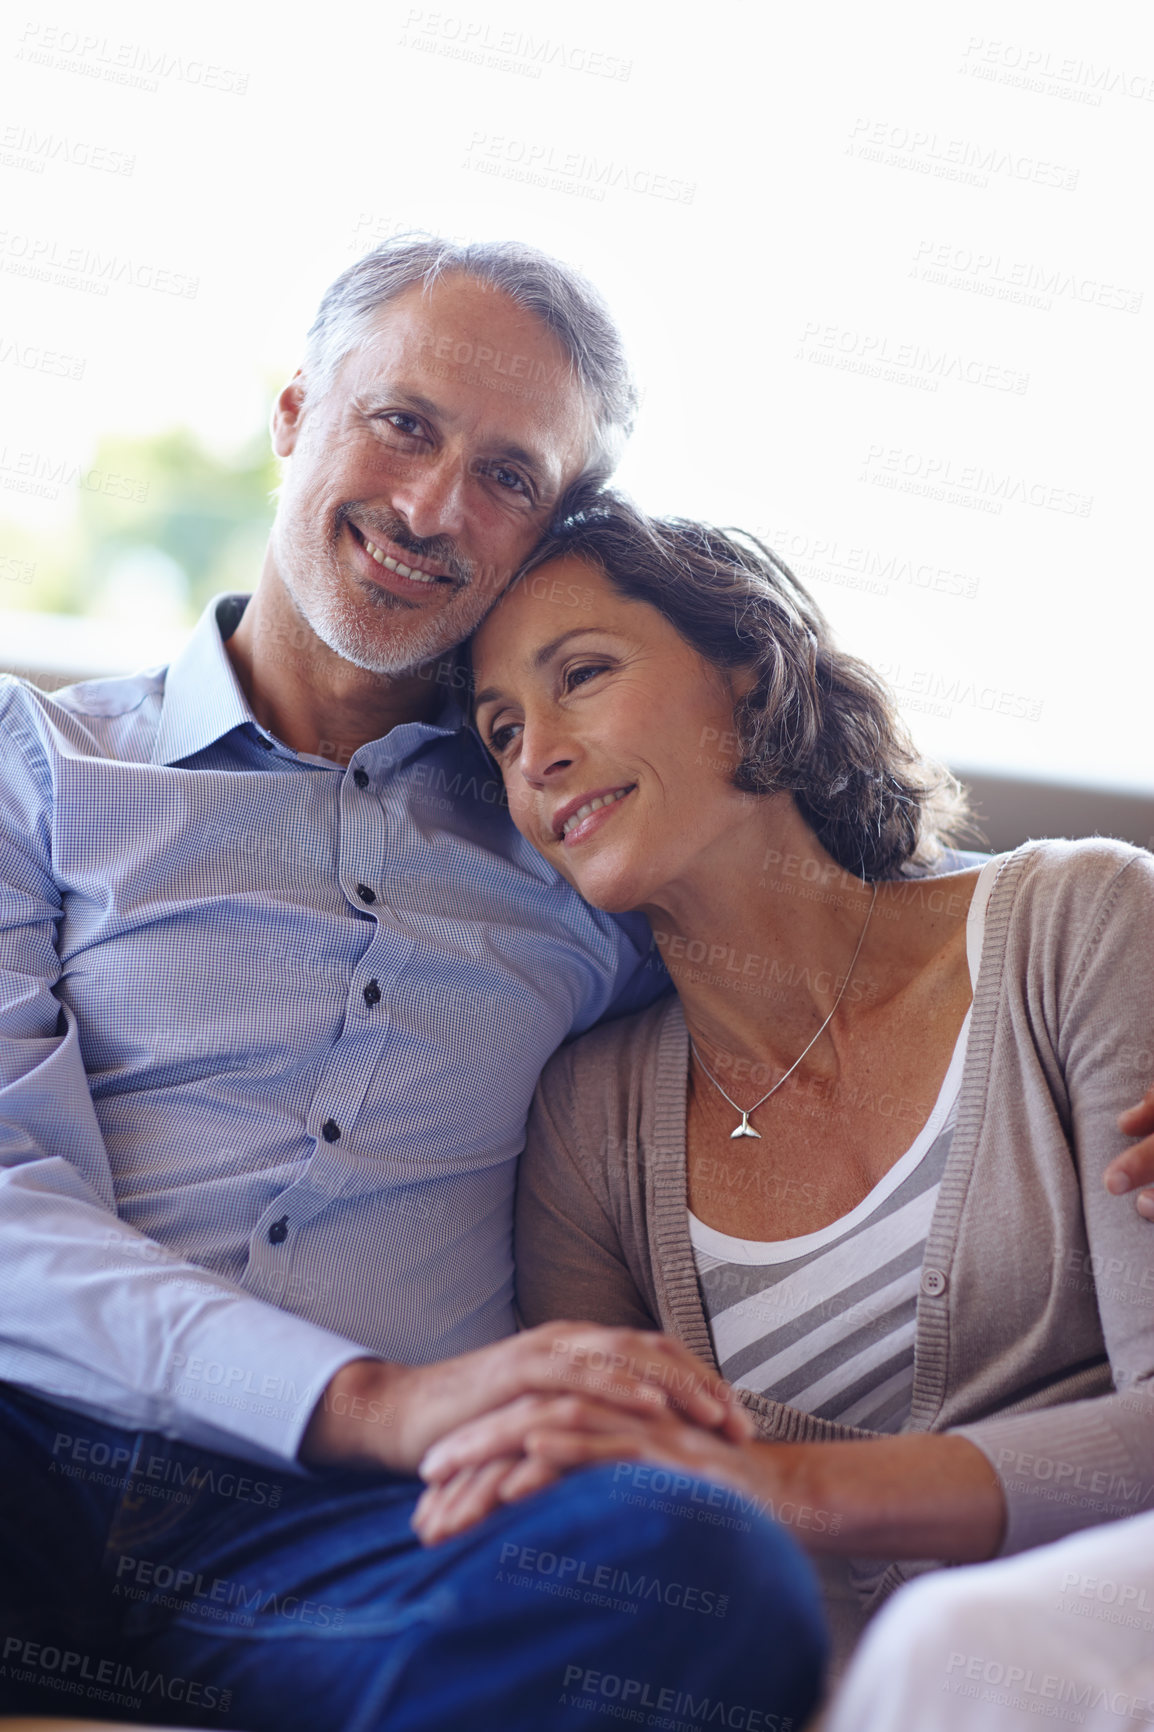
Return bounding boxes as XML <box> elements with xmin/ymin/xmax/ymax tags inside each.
<box><xmin>0</xmin><ymin>1383</ymin><xmax>827</xmax><ymax>1729</ymax></box>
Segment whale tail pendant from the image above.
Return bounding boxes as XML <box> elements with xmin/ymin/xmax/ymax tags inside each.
<box><xmin>731</xmin><ymin>1114</ymin><xmax>761</xmax><ymax>1139</ymax></box>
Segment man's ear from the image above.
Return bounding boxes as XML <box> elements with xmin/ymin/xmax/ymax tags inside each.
<box><xmin>271</xmin><ymin>371</ymin><xmax>307</xmax><ymax>458</ymax></box>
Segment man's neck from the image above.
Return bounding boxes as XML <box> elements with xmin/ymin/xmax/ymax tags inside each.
<box><xmin>225</xmin><ymin>581</ymin><xmax>449</xmax><ymax>763</ymax></box>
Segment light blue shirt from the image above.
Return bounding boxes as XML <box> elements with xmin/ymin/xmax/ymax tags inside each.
<box><xmin>0</xmin><ymin>596</ymin><xmax>662</xmax><ymax>1467</ymax></box>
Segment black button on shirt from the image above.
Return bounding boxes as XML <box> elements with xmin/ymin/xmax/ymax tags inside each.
<box><xmin>268</xmin><ymin>1216</ymin><xmax>288</xmax><ymax>1244</ymax></box>
<box><xmin>356</xmin><ymin>884</ymin><xmax>376</xmax><ymax>905</ymax></box>
<box><xmin>363</xmin><ymin>980</ymin><xmax>382</xmax><ymax>1007</ymax></box>
<box><xmin>321</xmin><ymin>1120</ymin><xmax>341</xmax><ymax>1143</ymax></box>
<box><xmin>353</xmin><ymin>769</ymin><xmax>370</xmax><ymax>789</ymax></box>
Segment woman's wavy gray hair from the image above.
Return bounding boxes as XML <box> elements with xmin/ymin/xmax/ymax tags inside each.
<box><xmin>515</xmin><ymin>494</ymin><xmax>975</xmax><ymax>880</ymax></box>
<box><xmin>302</xmin><ymin>232</ymin><xmax>637</xmax><ymax>489</ymax></box>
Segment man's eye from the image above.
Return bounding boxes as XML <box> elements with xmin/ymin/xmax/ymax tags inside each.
<box><xmin>380</xmin><ymin>413</ymin><xmax>424</xmax><ymax>437</ymax></box>
<box><xmin>488</xmin><ymin>464</ymin><xmax>531</xmax><ymax>496</ymax></box>
<box><xmin>487</xmin><ymin>722</ymin><xmax>521</xmax><ymax>756</ymax></box>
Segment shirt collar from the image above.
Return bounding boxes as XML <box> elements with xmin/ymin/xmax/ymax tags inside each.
<box><xmin>152</xmin><ymin>595</ymin><xmax>259</xmax><ymax>766</ymax></box>
<box><xmin>153</xmin><ymin>594</ymin><xmax>471</xmax><ymax>768</ymax></box>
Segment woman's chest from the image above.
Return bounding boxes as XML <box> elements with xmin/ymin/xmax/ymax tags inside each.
<box><xmin>685</xmin><ymin>968</ymin><xmax>971</xmax><ymax>1238</ymax></box>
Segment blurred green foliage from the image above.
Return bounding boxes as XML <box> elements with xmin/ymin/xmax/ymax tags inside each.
<box><xmin>0</xmin><ymin>427</ymin><xmax>278</xmax><ymax>623</ymax></box>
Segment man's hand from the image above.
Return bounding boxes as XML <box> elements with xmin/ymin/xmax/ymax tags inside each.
<box><xmin>299</xmin><ymin>1321</ymin><xmax>750</xmax><ymax>1476</ymax></box>
<box><xmin>1105</xmin><ymin>1087</ymin><xmax>1154</xmax><ymax>1219</ymax></box>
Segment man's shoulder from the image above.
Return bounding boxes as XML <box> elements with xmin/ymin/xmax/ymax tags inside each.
<box><xmin>0</xmin><ymin>666</ymin><xmax>166</xmax><ymax>762</ymax></box>
<box><xmin>540</xmin><ymin>987</ymin><xmax>677</xmax><ymax>1105</ymax></box>
<box><xmin>1</xmin><ymin>665</ymin><xmax>165</xmax><ymax>724</ymax></box>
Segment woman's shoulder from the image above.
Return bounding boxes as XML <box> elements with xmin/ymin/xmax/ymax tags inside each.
<box><xmin>997</xmin><ymin>835</ymin><xmax>1152</xmax><ymax>906</ymax></box>
<box><xmin>991</xmin><ymin>836</ymin><xmax>1153</xmax><ymax>970</ymax></box>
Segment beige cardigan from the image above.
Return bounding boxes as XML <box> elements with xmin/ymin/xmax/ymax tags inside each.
<box><xmin>516</xmin><ymin>839</ymin><xmax>1154</xmax><ymax>1616</ymax></box>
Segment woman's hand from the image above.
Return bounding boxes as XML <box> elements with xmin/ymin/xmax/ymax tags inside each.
<box><xmin>413</xmin><ymin>1388</ymin><xmax>754</xmax><ymax>1545</ymax></box>
<box><xmin>1106</xmin><ymin>1086</ymin><xmax>1154</xmax><ymax>1218</ymax></box>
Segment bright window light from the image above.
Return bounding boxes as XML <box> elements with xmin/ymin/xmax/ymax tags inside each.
<box><xmin>1</xmin><ymin>0</ymin><xmax>1149</xmax><ymax>791</ymax></box>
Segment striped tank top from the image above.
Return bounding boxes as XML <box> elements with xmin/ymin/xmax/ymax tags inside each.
<box><xmin>690</xmin><ymin>858</ymin><xmax>996</xmax><ymax>1435</ymax></box>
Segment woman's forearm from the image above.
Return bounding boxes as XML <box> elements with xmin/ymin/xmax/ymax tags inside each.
<box><xmin>753</xmin><ymin>1432</ymin><xmax>1006</xmax><ymax>1562</ymax></box>
<box><xmin>413</xmin><ymin>1394</ymin><xmax>1008</xmax><ymax>1559</ymax></box>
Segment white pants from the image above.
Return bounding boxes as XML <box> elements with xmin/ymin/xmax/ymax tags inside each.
<box><xmin>823</xmin><ymin>1512</ymin><xmax>1154</xmax><ymax>1731</ymax></box>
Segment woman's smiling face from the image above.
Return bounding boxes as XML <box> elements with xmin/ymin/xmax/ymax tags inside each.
<box><xmin>471</xmin><ymin>554</ymin><xmax>756</xmax><ymax>913</ymax></box>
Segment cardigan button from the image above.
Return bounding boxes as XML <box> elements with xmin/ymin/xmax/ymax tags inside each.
<box><xmin>920</xmin><ymin>1267</ymin><xmax>947</xmax><ymax>1297</ymax></box>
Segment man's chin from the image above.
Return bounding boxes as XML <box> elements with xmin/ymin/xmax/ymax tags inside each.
<box><xmin>310</xmin><ymin>593</ymin><xmax>469</xmax><ymax>679</ymax></box>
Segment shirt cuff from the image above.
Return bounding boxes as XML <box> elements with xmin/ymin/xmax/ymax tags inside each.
<box><xmin>156</xmin><ymin>1297</ymin><xmax>379</xmax><ymax>1470</ymax></box>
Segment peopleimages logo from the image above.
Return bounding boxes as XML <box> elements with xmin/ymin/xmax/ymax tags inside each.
<box><xmin>497</xmin><ymin>1541</ymin><xmax>729</xmax><ymax>1618</ymax></box>
<box><xmin>464</xmin><ymin>132</ymin><xmax>696</xmax><ymax>204</ymax></box>
<box><xmin>0</xmin><ymin>333</ymin><xmax>85</xmax><ymax>379</ymax></box>
<box><xmin>0</xmin><ymin>123</ymin><xmax>135</xmax><ymax>176</ymax></box>
<box><xmin>559</xmin><ymin>1665</ymin><xmax>793</xmax><ymax>1730</ymax></box>
<box><xmin>0</xmin><ymin>230</ymin><xmax>198</xmax><ymax>298</ymax></box>
<box><xmin>1</xmin><ymin>1636</ymin><xmax>231</xmax><ymax>1716</ymax></box>
<box><xmin>859</xmin><ymin>445</ymin><xmax>1093</xmax><ymax>519</ymax></box>
<box><xmin>114</xmin><ymin>1554</ymin><xmax>345</xmax><ymax>1629</ymax></box>
<box><xmin>959</xmin><ymin>37</ymin><xmax>1154</xmax><ymax>106</ymax></box>
<box><xmin>911</xmin><ymin>240</ymin><xmax>1142</xmax><ymax>315</ymax></box>
<box><xmin>847</xmin><ymin>117</ymin><xmax>1079</xmax><ymax>190</ymax></box>
<box><xmin>794</xmin><ymin>322</ymin><xmax>1029</xmax><ymax>397</ymax></box>
<box><xmin>399</xmin><ymin>11</ymin><xmax>632</xmax><ymax>81</ymax></box>
<box><xmin>944</xmin><ymin>1651</ymin><xmax>1154</xmax><ymax>1723</ymax></box>
<box><xmin>15</xmin><ymin>22</ymin><xmax>249</xmax><ymax>95</ymax></box>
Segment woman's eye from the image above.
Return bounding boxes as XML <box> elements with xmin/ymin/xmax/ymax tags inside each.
<box><xmin>565</xmin><ymin>663</ymin><xmax>608</xmax><ymax>691</ymax></box>
<box><xmin>487</xmin><ymin>722</ymin><xmax>521</xmax><ymax>756</ymax></box>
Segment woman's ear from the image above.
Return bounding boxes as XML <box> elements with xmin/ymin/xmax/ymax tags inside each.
<box><xmin>729</xmin><ymin>661</ymin><xmax>761</xmax><ymax>705</ymax></box>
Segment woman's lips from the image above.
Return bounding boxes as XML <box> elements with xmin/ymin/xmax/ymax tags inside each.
<box><xmin>555</xmin><ymin>785</ymin><xmax>636</xmax><ymax>846</ymax></box>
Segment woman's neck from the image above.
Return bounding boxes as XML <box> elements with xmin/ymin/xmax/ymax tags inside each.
<box><xmin>642</xmin><ymin>802</ymin><xmax>883</xmax><ymax>1078</ymax></box>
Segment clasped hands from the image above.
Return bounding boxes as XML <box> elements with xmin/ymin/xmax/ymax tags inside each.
<box><xmin>413</xmin><ymin>1329</ymin><xmax>757</xmax><ymax>1546</ymax></box>
<box><xmin>300</xmin><ymin>1317</ymin><xmax>762</xmax><ymax>1547</ymax></box>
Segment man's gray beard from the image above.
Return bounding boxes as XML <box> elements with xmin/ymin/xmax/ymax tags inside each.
<box><xmin>299</xmin><ymin>563</ymin><xmax>480</xmax><ymax>677</ymax></box>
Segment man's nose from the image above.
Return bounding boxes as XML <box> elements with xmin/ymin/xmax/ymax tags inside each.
<box><xmin>390</xmin><ymin>456</ymin><xmax>468</xmax><ymax>543</ymax></box>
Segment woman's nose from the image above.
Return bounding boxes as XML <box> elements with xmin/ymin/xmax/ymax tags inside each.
<box><xmin>518</xmin><ymin>719</ymin><xmax>577</xmax><ymax>788</ymax></box>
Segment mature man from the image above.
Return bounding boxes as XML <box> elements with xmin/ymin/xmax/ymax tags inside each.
<box><xmin>0</xmin><ymin>238</ymin><xmax>826</xmax><ymax>1729</ymax></box>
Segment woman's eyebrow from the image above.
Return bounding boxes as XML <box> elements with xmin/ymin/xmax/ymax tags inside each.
<box><xmin>474</xmin><ymin>628</ymin><xmax>608</xmax><ymax>709</ymax></box>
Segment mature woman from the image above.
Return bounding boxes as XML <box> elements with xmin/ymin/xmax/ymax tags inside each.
<box><xmin>418</xmin><ymin>497</ymin><xmax>1154</xmax><ymax>1663</ymax></box>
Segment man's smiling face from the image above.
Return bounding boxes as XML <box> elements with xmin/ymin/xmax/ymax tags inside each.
<box><xmin>268</xmin><ymin>272</ymin><xmax>596</xmax><ymax>675</ymax></box>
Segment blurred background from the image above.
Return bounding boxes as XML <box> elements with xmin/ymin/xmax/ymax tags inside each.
<box><xmin>1</xmin><ymin>0</ymin><xmax>1150</xmax><ymax>848</ymax></box>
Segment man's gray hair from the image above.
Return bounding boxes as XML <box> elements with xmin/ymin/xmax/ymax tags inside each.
<box><xmin>302</xmin><ymin>233</ymin><xmax>637</xmax><ymax>490</ymax></box>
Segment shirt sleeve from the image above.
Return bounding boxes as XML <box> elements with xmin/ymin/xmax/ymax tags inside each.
<box><xmin>0</xmin><ymin>688</ymin><xmax>363</xmax><ymax>1470</ymax></box>
<box><xmin>953</xmin><ymin>847</ymin><xmax>1154</xmax><ymax>1553</ymax></box>
<box><xmin>515</xmin><ymin>1043</ymin><xmax>658</xmax><ymax>1331</ymax></box>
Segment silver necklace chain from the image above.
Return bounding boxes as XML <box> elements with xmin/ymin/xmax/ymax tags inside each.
<box><xmin>688</xmin><ymin>882</ymin><xmax>879</xmax><ymax>1140</ymax></box>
